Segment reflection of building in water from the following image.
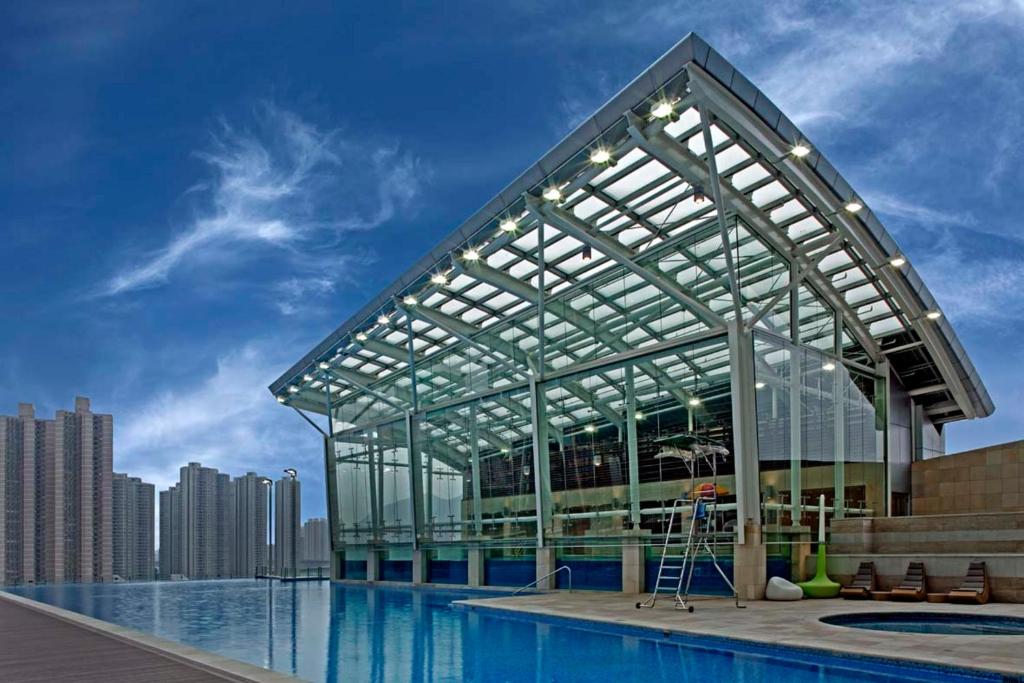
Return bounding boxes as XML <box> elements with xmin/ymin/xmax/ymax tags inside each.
<box><xmin>268</xmin><ymin>33</ymin><xmax>993</xmax><ymax>596</ymax></box>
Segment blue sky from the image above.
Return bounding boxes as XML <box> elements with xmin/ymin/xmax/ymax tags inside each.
<box><xmin>2</xmin><ymin>1</ymin><xmax>1023</xmax><ymax>522</ymax></box>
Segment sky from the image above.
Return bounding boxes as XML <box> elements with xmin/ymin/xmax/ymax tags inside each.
<box><xmin>2</xmin><ymin>1</ymin><xmax>1023</xmax><ymax>524</ymax></box>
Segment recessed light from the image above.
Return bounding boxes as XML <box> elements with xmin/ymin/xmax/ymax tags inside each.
<box><xmin>318</xmin><ymin>362</ymin><xmax>330</xmax><ymax>370</ymax></box>
<box><xmin>889</xmin><ymin>255</ymin><xmax>907</xmax><ymax>268</ymax></box>
<box><xmin>651</xmin><ymin>101</ymin><xmax>674</xmax><ymax>119</ymax></box>
<box><xmin>500</xmin><ymin>218</ymin><xmax>517</xmax><ymax>233</ymax></box>
<box><xmin>925</xmin><ymin>310</ymin><xmax>942</xmax><ymax>320</ymax></box>
<box><xmin>463</xmin><ymin>248</ymin><xmax>481</xmax><ymax>261</ymax></box>
<box><xmin>688</xmin><ymin>397</ymin><xmax>701</xmax><ymax>407</ymax></box>
<box><xmin>355</xmin><ymin>332</ymin><xmax>368</xmax><ymax>342</ymax></box>
<box><xmin>403</xmin><ymin>295</ymin><xmax>418</xmax><ymax>306</ymax></box>
<box><xmin>542</xmin><ymin>187</ymin><xmax>563</xmax><ymax>202</ymax></box>
<box><xmin>377</xmin><ymin>314</ymin><xmax>390</xmax><ymax>325</ymax></box>
<box><xmin>590</xmin><ymin>148</ymin><xmax>612</xmax><ymax>164</ymax></box>
<box><xmin>303</xmin><ymin>374</ymin><xmax>314</xmax><ymax>382</ymax></box>
<box><xmin>791</xmin><ymin>144</ymin><xmax>811</xmax><ymax>158</ymax></box>
<box><xmin>584</xmin><ymin>424</ymin><xmax>596</xmax><ymax>433</ymax></box>
<box><xmin>288</xmin><ymin>385</ymin><xmax>300</xmax><ymax>393</ymax></box>
<box><xmin>431</xmin><ymin>272</ymin><xmax>448</xmax><ymax>286</ymax></box>
<box><xmin>635</xmin><ymin>410</ymin><xmax>645</xmax><ymax>420</ymax></box>
<box><xmin>822</xmin><ymin>362</ymin><xmax>836</xmax><ymax>372</ymax></box>
<box><xmin>844</xmin><ymin>200</ymin><xmax>863</xmax><ymax>214</ymax></box>
<box><xmin>276</xmin><ymin>396</ymin><xmax>286</xmax><ymax>403</ymax></box>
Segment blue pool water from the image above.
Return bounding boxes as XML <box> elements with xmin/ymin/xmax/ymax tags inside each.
<box><xmin>822</xmin><ymin>612</ymin><xmax>1024</xmax><ymax>636</ymax></box>
<box><xmin>5</xmin><ymin>580</ymin><xmax>1001</xmax><ymax>682</ymax></box>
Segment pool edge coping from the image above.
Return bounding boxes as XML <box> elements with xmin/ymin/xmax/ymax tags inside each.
<box><xmin>0</xmin><ymin>591</ymin><xmax>303</xmax><ymax>683</ymax></box>
<box><xmin>453</xmin><ymin>598</ymin><xmax>1023</xmax><ymax>680</ymax></box>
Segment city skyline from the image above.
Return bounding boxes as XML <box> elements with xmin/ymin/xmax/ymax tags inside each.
<box><xmin>3</xmin><ymin>3</ymin><xmax>1024</xmax><ymax>526</ymax></box>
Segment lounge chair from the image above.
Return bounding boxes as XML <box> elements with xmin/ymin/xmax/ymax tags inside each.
<box><xmin>947</xmin><ymin>561</ymin><xmax>990</xmax><ymax>604</ymax></box>
<box><xmin>890</xmin><ymin>561</ymin><xmax>927</xmax><ymax>601</ymax></box>
<box><xmin>839</xmin><ymin>561</ymin><xmax>875</xmax><ymax>599</ymax></box>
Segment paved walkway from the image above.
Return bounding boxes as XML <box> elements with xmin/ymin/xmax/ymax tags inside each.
<box><xmin>0</xmin><ymin>592</ymin><xmax>299</xmax><ymax>683</ymax></box>
<box><xmin>457</xmin><ymin>592</ymin><xmax>1024</xmax><ymax>676</ymax></box>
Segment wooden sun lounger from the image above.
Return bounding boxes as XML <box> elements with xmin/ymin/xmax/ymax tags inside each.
<box><xmin>890</xmin><ymin>561</ymin><xmax>927</xmax><ymax>601</ymax></box>
<box><xmin>840</xmin><ymin>561</ymin><xmax>875</xmax><ymax>599</ymax></box>
<box><xmin>947</xmin><ymin>561</ymin><xmax>990</xmax><ymax>604</ymax></box>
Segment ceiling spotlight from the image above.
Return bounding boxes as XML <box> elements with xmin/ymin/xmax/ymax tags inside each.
<box><xmin>318</xmin><ymin>361</ymin><xmax>330</xmax><ymax>370</ymax></box>
<box><xmin>303</xmin><ymin>374</ymin><xmax>314</xmax><ymax>382</ymax></box>
<box><xmin>500</xmin><ymin>218</ymin><xmax>517</xmax><ymax>233</ymax></box>
<box><xmin>688</xmin><ymin>397</ymin><xmax>701</xmax><ymax>407</ymax></box>
<box><xmin>844</xmin><ymin>200</ymin><xmax>863</xmax><ymax>214</ymax></box>
<box><xmin>377</xmin><ymin>314</ymin><xmax>390</xmax><ymax>325</ymax></box>
<box><xmin>276</xmin><ymin>395</ymin><xmax>287</xmax><ymax>403</ymax></box>
<box><xmin>542</xmin><ymin>186</ymin><xmax>563</xmax><ymax>202</ymax></box>
<box><xmin>590</xmin><ymin>148</ymin><xmax>612</xmax><ymax>164</ymax></box>
<box><xmin>431</xmin><ymin>272</ymin><xmax>448</xmax><ymax>286</ymax></box>
<box><xmin>523</xmin><ymin>462</ymin><xmax>532</xmax><ymax>477</ymax></box>
<box><xmin>755</xmin><ymin>381</ymin><xmax>766</xmax><ymax>390</ymax></box>
<box><xmin>635</xmin><ymin>410</ymin><xmax>645</xmax><ymax>420</ymax></box>
<box><xmin>651</xmin><ymin>100</ymin><xmax>674</xmax><ymax>119</ymax></box>
<box><xmin>584</xmin><ymin>424</ymin><xmax>597</xmax><ymax>434</ymax></box>
<box><xmin>791</xmin><ymin>144</ymin><xmax>811</xmax><ymax>158</ymax></box>
<box><xmin>581</xmin><ymin>245</ymin><xmax>593</xmax><ymax>262</ymax></box>
<box><xmin>355</xmin><ymin>332</ymin><xmax>368</xmax><ymax>342</ymax></box>
<box><xmin>463</xmin><ymin>248</ymin><xmax>481</xmax><ymax>261</ymax></box>
<box><xmin>925</xmin><ymin>310</ymin><xmax>942</xmax><ymax>321</ymax></box>
<box><xmin>288</xmin><ymin>385</ymin><xmax>300</xmax><ymax>393</ymax></box>
<box><xmin>403</xmin><ymin>295</ymin><xmax>418</xmax><ymax>306</ymax></box>
<box><xmin>822</xmin><ymin>362</ymin><xmax>836</xmax><ymax>372</ymax></box>
<box><xmin>889</xmin><ymin>255</ymin><xmax>907</xmax><ymax>268</ymax></box>
<box><xmin>592</xmin><ymin>454</ymin><xmax>603</xmax><ymax>467</ymax></box>
<box><xmin>693</xmin><ymin>184</ymin><xmax>706</xmax><ymax>204</ymax></box>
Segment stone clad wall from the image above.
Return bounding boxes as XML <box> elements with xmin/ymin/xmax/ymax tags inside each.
<box><xmin>912</xmin><ymin>440</ymin><xmax>1023</xmax><ymax>515</ymax></box>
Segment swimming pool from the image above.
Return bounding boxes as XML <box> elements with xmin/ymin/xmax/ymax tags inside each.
<box><xmin>822</xmin><ymin>612</ymin><xmax>1024</xmax><ymax>636</ymax></box>
<box><xmin>4</xmin><ymin>581</ymin><xmax>1003</xmax><ymax>682</ymax></box>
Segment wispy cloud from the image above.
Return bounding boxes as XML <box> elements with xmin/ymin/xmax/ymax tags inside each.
<box><xmin>863</xmin><ymin>192</ymin><xmax>977</xmax><ymax>229</ymax></box>
<box><xmin>99</xmin><ymin>103</ymin><xmax>424</xmax><ymax>297</ymax></box>
<box><xmin>116</xmin><ymin>340</ymin><xmax>325</xmax><ymax>492</ymax></box>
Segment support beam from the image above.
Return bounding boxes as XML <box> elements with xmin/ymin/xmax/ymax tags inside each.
<box><xmin>746</xmin><ymin>233</ymin><xmax>844</xmax><ymax>332</ymax></box>
<box><xmin>529</xmin><ymin>375</ymin><xmax>552</xmax><ymax>547</ymax></box>
<box><xmin>625</xmin><ymin>366</ymin><xmax>641</xmax><ymax>528</ymax></box>
<box><xmin>469</xmin><ymin>404</ymin><xmax>483</xmax><ymax>536</ymax></box>
<box><xmin>625</xmin><ymin>111</ymin><xmax>881</xmax><ymax>365</ymax></box>
<box><xmin>907</xmin><ymin>384</ymin><xmax>948</xmax><ymax>398</ymax></box>
<box><xmin>698</xmin><ymin>103</ymin><xmax>745</xmax><ymax>323</ymax></box>
<box><xmin>727</xmin><ymin>320</ymin><xmax>761</xmax><ymax>541</ymax></box>
<box><xmin>326</xmin><ymin>368</ymin><xmax>407</xmax><ymax>413</ymax></box>
<box><xmin>527</xmin><ymin>196</ymin><xmax>726</xmax><ymax>330</ymax></box>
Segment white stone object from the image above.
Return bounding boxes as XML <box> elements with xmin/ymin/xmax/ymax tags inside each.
<box><xmin>765</xmin><ymin>576</ymin><xmax>803</xmax><ymax>601</ymax></box>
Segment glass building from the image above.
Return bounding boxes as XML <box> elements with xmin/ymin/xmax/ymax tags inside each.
<box><xmin>270</xmin><ymin>33</ymin><xmax>993</xmax><ymax>594</ymax></box>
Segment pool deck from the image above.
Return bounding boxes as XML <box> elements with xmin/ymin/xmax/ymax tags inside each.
<box><xmin>456</xmin><ymin>592</ymin><xmax>1024</xmax><ymax>677</ymax></box>
<box><xmin>0</xmin><ymin>591</ymin><xmax>301</xmax><ymax>683</ymax></box>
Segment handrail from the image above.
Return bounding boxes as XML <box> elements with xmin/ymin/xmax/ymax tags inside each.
<box><xmin>513</xmin><ymin>565</ymin><xmax>571</xmax><ymax>595</ymax></box>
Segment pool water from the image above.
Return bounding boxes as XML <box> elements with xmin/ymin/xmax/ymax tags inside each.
<box><xmin>5</xmin><ymin>581</ymin><xmax>1000</xmax><ymax>682</ymax></box>
<box><xmin>822</xmin><ymin>612</ymin><xmax>1024</xmax><ymax>636</ymax></box>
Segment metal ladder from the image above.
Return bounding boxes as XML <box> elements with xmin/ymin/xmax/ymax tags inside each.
<box><xmin>637</xmin><ymin>496</ymin><xmax>743</xmax><ymax>612</ymax></box>
<box><xmin>636</xmin><ymin>498</ymin><xmax>697</xmax><ymax>611</ymax></box>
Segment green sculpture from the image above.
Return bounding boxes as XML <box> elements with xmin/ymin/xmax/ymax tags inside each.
<box><xmin>798</xmin><ymin>543</ymin><xmax>841</xmax><ymax>598</ymax></box>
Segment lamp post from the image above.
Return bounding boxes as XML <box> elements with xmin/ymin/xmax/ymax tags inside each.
<box><xmin>284</xmin><ymin>468</ymin><xmax>298</xmax><ymax>578</ymax></box>
<box><xmin>258</xmin><ymin>477</ymin><xmax>273</xmax><ymax>576</ymax></box>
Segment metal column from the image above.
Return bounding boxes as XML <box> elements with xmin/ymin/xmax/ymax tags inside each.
<box><xmin>366</xmin><ymin>431</ymin><xmax>381</xmax><ymax>540</ymax></box>
<box><xmin>405</xmin><ymin>411</ymin><xmax>425</xmax><ymax>549</ymax></box>
<box><xmin>727</xmin><ymin>320</ymin><xmax>761</xmax><ymax>543</ymax></box>
<box><xmin>529</xmin><ymin>375</ymin><xmax>551</xmax><ymax>547</ymax></box>
<box><xmin>625</xmin><ymin>366</ymin><xmax>641</xmax><ymax>528</ymax></box>
<box><xmin>470</xmin><ymin>403</ymin><xmax>483</xmax><ymax>536</ymax></box>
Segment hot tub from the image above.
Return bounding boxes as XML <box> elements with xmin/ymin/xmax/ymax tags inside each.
<box><xmin>821</xmin><ymin>612</ymin><xmax>1024</xmax><ymax>636</ymax></box>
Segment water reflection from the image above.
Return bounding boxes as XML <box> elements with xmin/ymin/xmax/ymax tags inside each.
<box><xmin>4</xmin><ymin>580</ymin><xmax>981</xmax><ymax>683</ymax></box>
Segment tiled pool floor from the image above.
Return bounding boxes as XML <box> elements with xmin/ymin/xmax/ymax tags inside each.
<box><xmin>457</xmin><ymin>591</ymin><xmax>1024</xmax><ymax>676</ymax></box>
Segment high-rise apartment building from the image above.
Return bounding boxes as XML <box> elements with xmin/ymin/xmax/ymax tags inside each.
<box><xmin>274</xmin><ymin>472</ymin><xmax>301</xmax><ymax>574</ymax></box>
<box><xmin>0</xmin><ymin>398</ymin><xmax>113</xmax><ymax>585</ymax></box>
<box><xmin>232</xmin><ymin>472</ymin><xmax>269</xmax><ymax>577</ymax></box>
<box><xmin>112</xmin><ymin>473</ymin><xmax>155</xmax><ymax>581</ymax></box>
<box><xmin>160</xmin><ymin>465</ymin><xmax>271</xmax><ymax>579</ymax></box>
<box><xmin>300</xmin><ymin>517</ymin><xmax>329</xmax><ymax>566</ymax></box>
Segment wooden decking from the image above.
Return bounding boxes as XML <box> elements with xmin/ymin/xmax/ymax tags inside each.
<box><xmin>0</xmin><ymin>592</ymin><xmax>298</xmax><ymax>683</ymax></box>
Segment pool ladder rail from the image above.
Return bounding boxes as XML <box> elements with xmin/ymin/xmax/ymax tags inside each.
<box><xmin>636</xmin><ymin>496</ymin><xmax>743</xmax><ymax>612</ymax></box>
<box><xmin>513</xmin><ymin>565</ymin><xmax>572</xmax><ymax>595</ymax></box>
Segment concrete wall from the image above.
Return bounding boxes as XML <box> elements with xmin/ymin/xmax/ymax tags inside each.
<box><xmin>912</xmin><ymin>441</ymin><xmax>1024</xmax><ymax>515</ymax></box>
<box><xmin>830</xmin><ymin>512</ymin><xmax>1024</xmax><ymax>602</ymax></box>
